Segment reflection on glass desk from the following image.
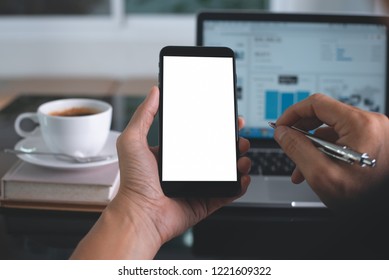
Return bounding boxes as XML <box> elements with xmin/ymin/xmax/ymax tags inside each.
<box><xmin>0</xmin><ymin>208</ymin><xmax>195</xmax><ymax>260</ymax></box>
<box><xmin>1</xmin><ymin>95</ymin><xmax>389</xmax><ymax>260</ymax></box>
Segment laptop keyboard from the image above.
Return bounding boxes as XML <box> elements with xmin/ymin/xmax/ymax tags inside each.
<box><xmin>248</xmin><ymin>148</ymin><xmax>295</xmax><ymax>176</ymax></box>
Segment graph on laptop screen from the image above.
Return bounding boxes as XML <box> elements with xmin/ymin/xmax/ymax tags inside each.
<box><xmin>201</xmin><ymin>16</ymin><xmax>387</xmax><ymax>139</ymax></box>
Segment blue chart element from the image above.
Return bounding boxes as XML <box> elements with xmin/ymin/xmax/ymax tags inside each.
<box><xmin>297</xmin><ymin>91</ymin><xmax>309</xmax><ymax>102</ymax></box>
<box><xmin>281</xmin><ymin>93</ymin><xmax>294</xmax><ymax>114</ymax></box>
<box><xmin>265</xmin><ymin>90</ymin><xmax>310</xmax><ymax>120</ymax></box>
<box><xmin>265</xmin><ymin>90</ymin><xmax>278</xmax><ymax>119</ymax></box>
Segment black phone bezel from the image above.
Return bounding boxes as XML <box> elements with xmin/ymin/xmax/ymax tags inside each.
<box><xmin>158</xmin><ymin>46</ymin><xmax>241</xmax><ymax>197</ymax></box>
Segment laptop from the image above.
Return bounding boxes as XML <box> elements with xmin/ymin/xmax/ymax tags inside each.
<box><xmin>197</xmin><ymin>12</ymin><xmax>389</xmax><ymax>208</ymax></box>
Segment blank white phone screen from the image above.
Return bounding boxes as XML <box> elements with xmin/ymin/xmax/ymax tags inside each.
<box><xmin>162</xmin><ymin>56</ymin><xmax>237</xmax><ymax>181</ymax></box>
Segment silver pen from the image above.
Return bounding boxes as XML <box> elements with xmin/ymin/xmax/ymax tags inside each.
<box><xmin>268</xmin><ymin>122</ymin><xmax>376</xmax><ymax>167</ymax></box>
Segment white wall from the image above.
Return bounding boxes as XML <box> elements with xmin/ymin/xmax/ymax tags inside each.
<box><xmin>0</xmin><ymin>0</ymin><xmax>386</xmax><ymax>79</ymax></box>
<box><xmin>0</xmin><ymin>16</ymin><xmax>196</xmax><ymax>79</ymax></box>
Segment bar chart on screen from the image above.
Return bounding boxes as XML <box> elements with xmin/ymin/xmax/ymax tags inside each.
<box><xmin>264</xmin><ymin>90</ymin><xmax>310</xmax><ymax>120</ymax></box>
<box><xmin>245</xmin><ymin>74</ymin><xmax>315</xmax><ymax>130</ymax></box>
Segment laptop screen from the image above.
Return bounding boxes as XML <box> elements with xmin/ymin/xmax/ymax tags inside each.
<box><xmin>197</xmin><ymin>13</ymin><xmax>388</xmax><ymax>140</ymax></box>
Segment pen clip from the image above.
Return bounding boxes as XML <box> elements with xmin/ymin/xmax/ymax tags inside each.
<box><xmin>317</xmin><ymin>146</ymin><xmax>354</xmax><ymax>164</ymax></box>
<box><xmin>304</xmin><ymin>134</ymin><xmax>376</xmax><ymax>167</ymax></box>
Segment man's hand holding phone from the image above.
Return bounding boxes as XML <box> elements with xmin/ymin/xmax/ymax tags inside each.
<box><xmin>72</xmin><ymin>86</ymin><xmax>251</xmax><ymax>259</ymax></box>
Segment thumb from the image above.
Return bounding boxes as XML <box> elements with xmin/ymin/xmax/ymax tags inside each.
<box><xmin>274</xmin><ymin>125</ymin><xmax>331</xmax><ymax>181</ymax></box>
<box><xmin>274</xmin><ymin>126</ymin><xmax>304</xmax><ymax>157</ymax></box>
<box><xmin>125</xmin><ymin>86</ymin><xmax>159</xmax><ymax>140</ymax></box>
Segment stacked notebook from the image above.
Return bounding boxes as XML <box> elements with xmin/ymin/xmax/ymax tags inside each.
<box><xmin>0</xmin><ymin>161</ymin><xmax>120</xmax><ymax>212</ymax></box>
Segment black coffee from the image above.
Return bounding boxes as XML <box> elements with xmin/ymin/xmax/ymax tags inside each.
<box><xmin>50</xmin><ymin>107</ymin><xmax>100</xmax><ymax>117</ymax></box>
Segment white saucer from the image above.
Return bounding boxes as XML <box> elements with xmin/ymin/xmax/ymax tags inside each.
<box><xmin>14</xmin><ymin>131</ymin><xmax>120</xmax><ymax>169</ymax></box>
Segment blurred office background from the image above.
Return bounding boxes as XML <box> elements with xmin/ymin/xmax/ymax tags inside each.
<box><xmin>0</xmin><ymin>0</ymin><xmax>385</xmax><ymax>80</ymax></box>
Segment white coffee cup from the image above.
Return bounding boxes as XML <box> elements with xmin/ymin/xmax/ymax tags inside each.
<box><xmin>14</xmin><ymin>98</ymin><xmax>112</xmax><ymax>157</ymax></box>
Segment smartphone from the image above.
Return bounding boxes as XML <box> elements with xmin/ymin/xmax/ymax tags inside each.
<box><xmin>158</xmin><ymin>46</ymin><xmax>241</xmax><ymax>197</ymax></box>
